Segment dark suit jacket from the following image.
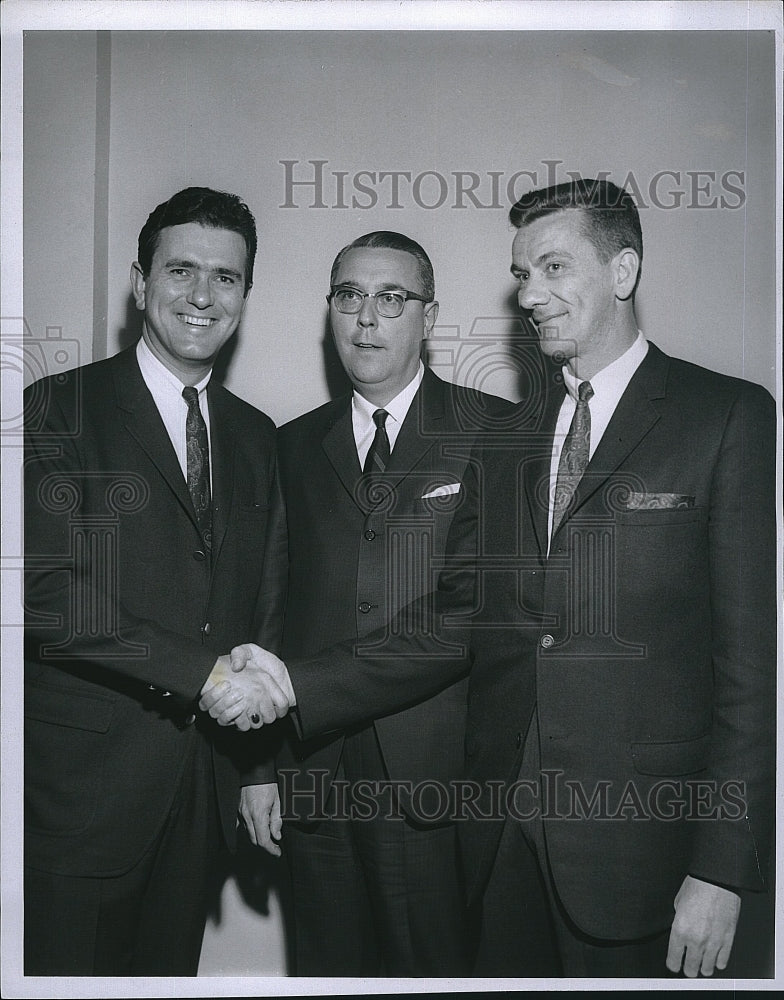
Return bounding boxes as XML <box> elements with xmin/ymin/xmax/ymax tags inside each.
<box><xmin>24</xmin><ymin>345</ymin><xmax>283</xmax><ymax>877</ymax></box>
<box><xmin>274</xmin><ymin>368</ymin><xmax>514</xmax><ymax>822</ymax></box>
<box><xmin>289</xmin><ymin>343</ymin><xmax>776</xmax><ymax>940</ymax></box>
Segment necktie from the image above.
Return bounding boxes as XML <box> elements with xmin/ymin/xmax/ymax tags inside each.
<box><xmin>363</xmin><ymin>408</ymin><xmax>391</xmax><ymax>475</ymax></box>
<box><xmin>182</xmin><ymin>386</ymin><xmax>212</xmax><ymax>551</ymax></box>
<box><xmin>551</xmin><ymin>380</ymin><xmax>594</xmax><ymax>537</ymax></box>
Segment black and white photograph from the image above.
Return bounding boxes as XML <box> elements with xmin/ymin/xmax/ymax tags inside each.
<box><xmin>1</xmin><ymin>0</ymin><xmax>781</xmax><ymax>995</ymax></box>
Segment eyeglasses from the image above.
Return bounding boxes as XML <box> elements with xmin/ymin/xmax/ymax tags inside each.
<box><xmin>327</xmin><ymin>285</ymin><xmax>430</xmax><ymax>319</ymax></box>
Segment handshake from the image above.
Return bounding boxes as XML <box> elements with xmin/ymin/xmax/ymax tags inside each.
<box><xmin>199</xmin><ymin>644</ymin><xmax>296</xmax><ymax>731</ymax></box>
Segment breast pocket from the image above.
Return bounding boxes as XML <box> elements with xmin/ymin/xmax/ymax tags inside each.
<box><xmin>614</xmin><ymin>506</ymin><xmax>707</xmax><ymax>527</ymax></box>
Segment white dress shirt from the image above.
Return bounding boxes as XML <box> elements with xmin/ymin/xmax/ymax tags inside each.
<box><xmin>136</xmin><ymin>337</ymin><xmax>212</xmax><ymax>486</ymax></box>
<box><xmin>547</xmin><ymin>332</ymin><xmax>649</xmax><ymax>547</ymax></box>
<box><xmin>352</xmin><ymin>362</ymin><xmax>425</xmax><ymax>467</ymax></box>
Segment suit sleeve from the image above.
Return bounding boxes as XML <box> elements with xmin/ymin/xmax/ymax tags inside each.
<box><xmin>24</xmin><ymin>384</ymin><xmax>218</xmax><ymax>702</ymax></box>
<box><xmin>241</xmin><ymin>449</ymin><xmax>289</xmax><ymax>785</ymax></box>
<box><xmin>689</xmin><ymin>382</ymin><xmax>777</xmax><ymax>890</ymax></box>
<box><xmin>288</xmin><ymin>450</ymin><xmax>481</xmax><ymax>739</ymax></box>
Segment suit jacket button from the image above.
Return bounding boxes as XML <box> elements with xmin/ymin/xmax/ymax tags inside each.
<box><xmin>516</xmin><ymin>732</ymin><xmax>524</xmax><ymax>749</ymax></box>
<box><xmin>540</xmin><ymin>634</ymin><xmax>555</xmax><ymax>649</ymax></box>
<box><xmin>358</xmin><ymin>601</ymin><xmax>372</xmax><ymax>614</ymax></box>
<box><xmin>202</xmin><ymin>622</ymin><xmax>211</xmax><ymax>635</ymax></box>
<box><xmin>193</xmin><ymin>550</ymin><xmax>206</xmax><ymax>561</ymax></box>
<box><xmin>185</xmin><ymin>713</ymin><xmax>196</xmax><ymax>726</ymax></box>
<box><xmin>364</xmin><ymin>529</ymin><xmax>376</xmax><ymax>541</ymax></box>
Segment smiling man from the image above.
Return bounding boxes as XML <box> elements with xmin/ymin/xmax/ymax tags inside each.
<box><xmin>23</xmin><ymin>187</ymin><xmax>284</xmax><ymax>975</ymax></box>
<box><xmin>237</xmin><ymin>231</ymin><xmax>512</xmax><ymax>976</ymax></box>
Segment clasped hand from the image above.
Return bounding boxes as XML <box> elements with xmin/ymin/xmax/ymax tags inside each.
<box><xmin>199</xmin><ymin>644</ymin><xmax>295</xmax><ymax>730</ymax></box>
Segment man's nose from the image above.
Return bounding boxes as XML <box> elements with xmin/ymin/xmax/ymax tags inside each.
<box><xmin>356</xmin><ymin>294</ymin><xmax>377</xmax><ymax>327</ymax></box>
<box><xmin>517</xmin><ymin>276</ymin><xmax>548</xmax><ymax>311</ymax></box>
<box><xmin>187</xmin><ymin>272</ymin><xmax>214</xmax><ymax>309</ymax></box>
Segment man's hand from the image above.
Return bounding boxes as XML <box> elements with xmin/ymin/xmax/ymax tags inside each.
<box><xmin>198</xmin><ymin>646</ymin><xmax>295</xmax><ymax>730</ymax></box>
<box><xmin>666</xmin><ymin>875</ymin><xmax>740</xmax><ymax>977</ymax></box>
<box><xmin>239</xmin><ymin>783</ymin><xmax>282</xmax><ymax>856</ymax></box>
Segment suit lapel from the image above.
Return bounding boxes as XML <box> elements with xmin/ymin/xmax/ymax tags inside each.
<box><xmin>321</xmin><ymin>397</ymin><xmax>364</xmax><ymax>509</ymax></box>
<box><xmin>525</xmin><ymin>384</ymin><xmax>564</xmax><ymax>559</ymax></box>
<box><xmin>565</xmin><ymin>343</ymin><xmax>669</xmax><ymax>521</ymax></box>
<box><xmin>112</xmin><ymin>349</ymin><xmax>199</xmax><ymax>532</ymax></box>
<box><xmin>206</xmin><ymin>382</ymin><xmax>236</xmax><ymax>563</ymax></box>
<box><xmin>382</xmin><ymin>368</ymin><xmax>444</xmax><ymax>490</ymax></box>
<box><xmin>320</xmin><ymin>371</ymin><xmax>446</xmax><ymax>514</ymax></box>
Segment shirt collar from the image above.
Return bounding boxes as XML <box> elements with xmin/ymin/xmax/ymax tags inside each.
<box><xmin>352</xmin><ymin>362</ymin><xmax>425</xmax><ymax>428</ymax></box>
<box><xmin>136</xmin><ymin>337</ymin><xmax>211</xmax><ymax>397</ymax></box>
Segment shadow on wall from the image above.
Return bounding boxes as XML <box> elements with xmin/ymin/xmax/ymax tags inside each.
<box><xmin>117</xmin><ymin>292</ymin><xmax>141</xmax><ymax>353</ymax></box>
<box><xmin>206</xmin><ymin>830</ymin><xmax>296</xmax><ymax>977</ymax></box>
<box><xmin>322</xmin><ymin>314</ymin><xmax>353</xmax><ymax>401</ymax></box>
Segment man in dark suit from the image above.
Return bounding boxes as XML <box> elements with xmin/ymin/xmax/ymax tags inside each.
<box><xmin>237</xmin><ymin>231</ymin><xmax>512</xmax><ymax>975</ymax></box>
<box><xmin>23</xmin><ymin>187</ymin><xmax>284</xmax><ymax>975</ymax></box>
<box><xmin>203</xmin><ymin>182</ymin><xmax>776</xmax><ymax>978</ymax></box>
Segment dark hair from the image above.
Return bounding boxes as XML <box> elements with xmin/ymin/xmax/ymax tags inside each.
<box><xmin>330</xmin><ymin>231</ymin><xmax>435</xmax><ymax>301</ymax></box>
<box><xmin>137</xmin><ymin>187</ymin><xmax>257</xmax><ymax>294</ymax></box>
<box><xmin>509</xmin><ymin>178</ymin><xmax>642</xmax><ymax>291</ymax></box>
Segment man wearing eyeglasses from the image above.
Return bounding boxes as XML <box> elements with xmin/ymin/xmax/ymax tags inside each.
<box><xmin>239</xmin><ymin>231</ymin><xmax>512</xmax><ymax>975</ymax></box>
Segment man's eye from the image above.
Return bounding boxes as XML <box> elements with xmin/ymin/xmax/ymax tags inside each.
<box><xmin>170</xmin><ymin>268</ymin><xmax>189</xmax><ymax>276</ymax></box>
<box><xmin>216</xmin><ymin>274</ymin><xmax>236</xmax><ymax>284</ymax></box>
<box><xmin>515</xmin><ymin>272</ymin><xmax>529</xmax><ymax>284</ymax></box>
<box><xmin>338</xmin><ymin>289</ymin><xmax>360</xmax><ymax>301</ymax></box>
<box><xmin>379</xmin><ymin>293</ymin><xmax>402</xmax><ymax>306</ymax></box>
<box><xmin>547</xmin><ymin>262</ymin><xmax>563</xmax><ymax>273</ymax></box>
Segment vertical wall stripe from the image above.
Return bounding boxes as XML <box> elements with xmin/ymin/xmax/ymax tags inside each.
<box><xmin>92</xmin><ymin>32</ymin><xmax>111</xmax><ymax>361</ymax></box>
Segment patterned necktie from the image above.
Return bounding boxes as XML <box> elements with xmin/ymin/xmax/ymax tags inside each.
<box><xmin>551</xmin><ymin>380</ymin><xmax>594</xmax><ymax>538</ymax></box>
<box><xmin>363</xmin><ymin>408</ymin><xmax>391</xmax><ymax>475</ymax></box>
<box><xmin>182</xmin><ymin>386</ymin><xmax>212</xmax><ymax>551</ymax></box>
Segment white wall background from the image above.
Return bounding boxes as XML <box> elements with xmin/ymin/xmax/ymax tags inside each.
<box><xmin>20</xmin><ymin>24</ymin><xmax>779</xmax><ymax>980</ymax></box>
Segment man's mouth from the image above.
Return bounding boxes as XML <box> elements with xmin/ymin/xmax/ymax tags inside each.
<box><xmin>533</xmin><ymin>312</ymin><xmax>565</xmax><ymax>327</ymax></box>
<box><xmin>178</xmin><ymin>314</ymin><xmax>215</xmax><ymax>327</ymax></box>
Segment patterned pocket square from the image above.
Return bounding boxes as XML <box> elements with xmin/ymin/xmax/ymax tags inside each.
<box><xmin>624</xmin><ymin>492</ymin><xmax>695</xmax><ymax>510</ymax></box>
<box><xmin>421</xmin><ymin>483</ymin><xmax>461</xmax><ymax>499</ymax></box>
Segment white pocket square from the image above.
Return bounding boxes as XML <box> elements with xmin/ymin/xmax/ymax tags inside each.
<box><xmin>421</xmin><ymin>483</ymin><xmax>461</xmax><ymax>499</ymax></box>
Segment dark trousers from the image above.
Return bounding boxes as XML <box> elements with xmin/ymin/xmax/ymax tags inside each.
<box><xmin>284</xmin><ymin>725</ymin><xmax>469</xmax><ymax>977</ymax></box>
<box><xmin>474</xmin><ymin>713</ymin><xmax>671</xmax><ymax>979</ymax></box>
<box><xmin>24</xmin><ymin>732</ymin><xmax>221</xmax><ymax>976</ymax></box>
<box><xmin>474</xmin><ymin>815</ymin><xmax>671</xmax><ymax>978</ymax></box>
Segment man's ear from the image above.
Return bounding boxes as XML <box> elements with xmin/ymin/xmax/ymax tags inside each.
<box><xmin>613</xmin><ymin>248</ymin><xmax>640</xmax><ymax>302</ymax></box>
<box><xmin>130</xmin><ymin>262</ymin><xmax>146</xmax><ymax>310</ymax></box>
<box><xmin>423</xmin><ymin>300</ymin><xmax>439</xmax><ymax>336</ymax></box>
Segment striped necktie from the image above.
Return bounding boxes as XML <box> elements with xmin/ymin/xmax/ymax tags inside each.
<box><xmin>363</xmin><ymin>408</ymin><xmax>391</xmax><ymax>475</ymax></box>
